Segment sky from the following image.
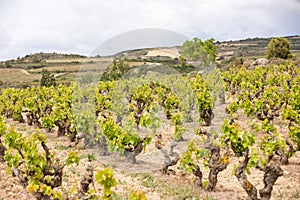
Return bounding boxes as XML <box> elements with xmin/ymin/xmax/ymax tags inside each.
<box><xmin>0</xmin><ymin>0</ymin><xmax>300</xmax><ymax>60</ymax></box>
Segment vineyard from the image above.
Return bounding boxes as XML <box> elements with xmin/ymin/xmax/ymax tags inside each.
<box><xmin>0</xmin><ymin>60</ymin><xmax>300</xmax><ymax>199</ymax></box>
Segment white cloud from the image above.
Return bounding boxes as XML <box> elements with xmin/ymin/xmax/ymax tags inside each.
<box><xmin>0</xmin><ymin>0</ymin><xmax>299</xmax><ymax>60</ymax></box>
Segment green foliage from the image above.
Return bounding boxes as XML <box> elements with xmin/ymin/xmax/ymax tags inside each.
<box><xmin>259</xmin><ymin>133</ymin><xmax>286</xmax><ymax>156</ymax></box>
<box><xmin>101</xmin><ymin>59</ymin><xmax>131</xmax><ymax>81</ymax></box>
<box><xmin>139</xmin><ymin>173</ymin><xmax>156</xmax><ymax>189</ymax></box>
<box><xmin>203</xmin><ymin>68</ymin><xmax>225</xmax><ymax>101</ymax></box>
<box><xmin>95</xmin><ymin>168</ymin><xmax>117</xmax><ymax>199</ymax></box>
<box><xmin>73</xmin><ymin>83</ymin><xmax>99</xmax><ymax>145</ymax></box>
<box><xmin>101</xmin><ymin>116</ymin><xmax>138</xmax><ymax>152</ymax></box>
<box><xmin>3</xmin><ymin>54</ymin><xmax>299</xmax><ymax>200</ymax></box>
<box><xmin>181</xmin><ymin>38</ymin><xmax>217</xmax><ymax>65</ymax></box>
<box><xmin>221</xmin><ymin>61</ymin><xmax>300</xmax><ymax>194</ymax></box>
<box><xmin>87</xmin><ymin>153</ymin><xmax>96</xmax><ymax>162</ymax></box>
<box><xmin>40</xmin><ymin>69</ymin><xmax>56</xmax><ymax>87</ymax></box>
<box><xmin>0</xmin><ymin>84</ymin><xmax>157</xmax><ymax>200</ymax></box>
<box><xmin>180</xmin><ymin>140</ymin><xmax>210</xmax><ymax>173</ymax></box>
<box><xmin>129</xmin><ymin>190</ymin><xmax>148</xmax><ymax>200</ymax></box>
<box><xmin>2</xmin><ymin>126</ymin><xmax>76</xmax><ymax>199</ymax></box>
<box><xmin>179</xmin><ymin>55</ymin><xmax>186</xmax><ymax>67</ymax></box>
<box><xmin>227</xmin><ymin>101</ymin><xmax>238</xmax><ymax>115</ymax></box>
<box><xmin>204</xmin><ymin>194</ymin><xmax>215</xmax><ymax>200</ymax></box>
<box><xmin>191</xmin><ymin>74</ymin><xmax>214</xmax><ymax>124</ymax></box>
<box><xmin>222</xmin><ymin>62</ymin><xmax>300</xmax><ymax>154</ymax></box>
<box><xmin>222</xmin><ymin>120</ymin><xmax>255</xmax><ymax>157</ymax></box>
<box><xmin>66</xmin><ymin>151</ymin><xmax>80</xmax><ymax>166</ymax></box>
<box><xmin>0</xmin><ymin>116</ymin><xmax>6</xmax><ymax>136</ymax></box>
<box><xmin>4</xmin><ymin>61</ymin><xmax>12</xmax><ymax>68</ymax></box>
<box><xmin>266</xmin><ymin>37</ymin><xmax>292</xmax><ymax>59</ymax></box>
<box><xmin>99</xmin><ymin>79</ymin><xmax>185</xmax><ymax>146</ymax></box>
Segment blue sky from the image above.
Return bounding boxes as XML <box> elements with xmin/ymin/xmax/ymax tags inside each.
<box><xmin>0</xmin><ymin>0</ymin><xmax>300</xmax><ymax>60</ymax></box>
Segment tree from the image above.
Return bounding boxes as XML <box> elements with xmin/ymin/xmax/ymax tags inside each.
<box><xmin>40</xmin><ymin>69</ymin><xmax>56</xmax><ymax>87</ymax></box>
<box><xmin>266</xmin><ymin>37</ymin><xmax>292</xmax><ymax>59</ymax></box>
<box><xmin>100</xmin><ymin>59</ymin><xmax>130</xmax><ymax>81</ymax></box>
<box><xmin>4</xmin><ymin>61</ymin><xmax>12</xmax><ymax>68</ymax></box>
<box><xmin>181</xmin><ymin>38</ymin><xmax>217</xmax><ymax>65</ymax></box>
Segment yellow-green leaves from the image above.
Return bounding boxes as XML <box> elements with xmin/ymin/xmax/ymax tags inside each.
<box><xmin>129</xmin><ymin>190</ymin><xmax>148</xmax><ymax>200</ymax></box>
<box><xmin>95</xmin><ymin>168</ymin><xmax>117</xmax><ymax>198</ymax></box>
<box><xmin>66</xmin><ymin>151</ymin><xmax>80</xmax><ymax>166</ymax></box>
<box><xmin>222</xmin><ymin>119</ymin><xmax>255</xmax><ymax>157</ymax></box>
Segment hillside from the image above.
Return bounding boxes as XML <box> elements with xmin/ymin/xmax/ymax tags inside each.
<box><xmin>114</xmin><ymin>35</ymin><xmax>300</xmax><ymax>60</ymax></box>
<box><xmin>216</xmin><ymin>35</ymin><xmax>300</xmax><ymax>60</ymax></box>
<box><xmin>0</xmin><ymin>35</ymin><xmax>300</xmax><ymax>87</ymax></box>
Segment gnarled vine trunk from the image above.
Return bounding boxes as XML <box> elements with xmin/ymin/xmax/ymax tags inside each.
<box><xmin>200</xmin><ymin>108</ymin><xmax>214</xmax><ymax>126</ymax></box>
<box><xmin>193</xmin><ymin>165</ymin><xmax>203</xmax><ymax>188</ymax></box>
<box><xmin>55</xmin><ymin>119</ymin><xmax>66</xmax><ymax>137</ymax></box>
<box><xmin>235</xmin><ymin>149</ymin><xmax>283</xmax><ymax>200</ymax></box>
<box><xmin>234</xmin><ymin>149</ymin><xmax>258</xmax><ymax>200</ymax></box>
<box><xmin>124</xmin><ymin>140</ymin><xmax>144</xmax><ymax>164</ymax></box>
<box><xmin>207</xmin><ymin>147</ymin><xmax>229</xmax><ymax>191</ymax></box>
<box><xmin>191</xmin><ymin>147</ymin><xmax>228</xmax><ymax>191</ymax></box>
<box><xmin>259</xmin><ymin>164</ymin><xmax>283</xmax><ymax>200</ymax></box>
<box><xmin>0</xmin><ymin>143</ymin><xmax>6</xmax><ymax>162</ymax></box>
<box><xmin>76</xmin><ymin>165</ymin><xmax>94</xmax><ymax>199</ymax></box>
<box><xmin>98</xmin><ymin>136</ymin><xmax>109</xmax><ymax>156</ymax></box>
<box><xmin>161</xmin><ymin>143</ymin><xmax>179</xmax><ymax>175</ymax></box>
<box><xmin>26</xmin><ymin>112</ymin><xmax>33</xmax><ymax>126</ymax></box>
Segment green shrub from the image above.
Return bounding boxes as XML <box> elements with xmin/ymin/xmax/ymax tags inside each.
<box><xmin>266</xmin><ymin>37</ymin><xmax>292</xmax><ymax>59</ymax></box>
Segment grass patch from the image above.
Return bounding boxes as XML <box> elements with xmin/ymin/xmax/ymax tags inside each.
<box><xmin>133</xmin><ymin>173</ymin><xmax>199</xmax><ymax>200</ymax></box>
<box><xmin>155</xmin><ymin>179</ymin><xmax>199</xmax><ymax>200</ymax></box>
<box><xmin>140</xmin><ymin>173</ymin><xmax>157</xmax><ymax>189</ymax></box>
<box><xmin>16</xmin><ymin>126</ymin><xmax>26</xmax><ymax>132</ymax></box>
<box><xmin>204</xmin><ymin>194</ymin><xmax>215</xmax><ymax>200</ymax></box>
<box><xmin>55</xmin><ymin>145</ymin><xmax>69</xmax><ymax>150</ymax></box>
<box><xmin>101</xmin><ymin>162</ymin><xmax>116</xmax><ymax>168</ymax></box>
<box><xmin>172</xmin><ymin>64</ymin><xmax>196</xmax><ymax>74</ymax></box>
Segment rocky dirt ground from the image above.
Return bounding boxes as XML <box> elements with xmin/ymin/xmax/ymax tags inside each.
<box><xmin>0</xmin><ymin>101</ymin><xmax>300</xmax><ymax>200</ymax></box>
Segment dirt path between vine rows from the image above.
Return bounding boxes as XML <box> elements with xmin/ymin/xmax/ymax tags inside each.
<box><xmin>96</xmin><ymin>100</ymin><xmax>228</xmax><ymax>174</ymax></box>
<box><xmin>1</xmin><ymin>100</ymin><xmax>300</xmax><ymax>199</ymax></box>
<box><xmin>89</xmin><ymin>100</ymin><xmax>300</xmax><ymax>200</ymax></box>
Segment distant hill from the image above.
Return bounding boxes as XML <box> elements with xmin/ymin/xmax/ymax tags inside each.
<box><xmin>115</xmin><ymin>47</ymin><xmax>181</xmax><ymax>59</ymax></box>
<box><xmin>19</xmin><ymin>52</ymin><xmax>87</xmax><ymax>62</ymax></box>
<box><xmin>216</xmin><ymin>35</ymin><xmax>300</xmax><ymax>60</ymax></box>
<box><xmin>112</xmin><ymin>35</ymin><xmax>300</xmax><ymax>61</ymax></box>
<box><xmin>1</xmin><ymin>35</ymin><xmax>300</xmax><ymax>66</ymax></box>
<box><xmin>0</xmin><ymin>52</ymin><xmax>88</xmax><ymax>69</ymax></box>
<box><xmin>1</xmin><ymin>35</ymin><xmax>300</xmax><ymax>88</ymax></box>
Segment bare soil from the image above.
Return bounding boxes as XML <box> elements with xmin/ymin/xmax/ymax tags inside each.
<box><xmin>0</xmin><ymin>100</ymin><xmax>300</xmax><ymax>200</ymax></box>
<box><xmin>144</xmin><ymin>48</ymin><xmax>180</xmax><ymax>59</ymax></box>
<box><xmin>0</xmin><ymin>69</ymin><xmax>41</xmax><ymax>84</ymax></box>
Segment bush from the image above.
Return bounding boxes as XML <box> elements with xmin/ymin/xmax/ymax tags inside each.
<box><xmin>4</xmin><ymin>61</ymin><xmax>12</xmax><ymax>68</ymax></box>
<box><xmin>40</xmin><ymin>69</ymin><xmax>56</xmax><ymax>87</ymax></box>
<box><xmin>100</xmin><ymin>59</ymin><xmax>130</xmax><ymax>81</ymax></box>
<box><xmin>266</xmin><ymin>37</ymin><xmax>292</xmax><ymax>59</ymax></box>
<box><xmin>181</xmin><ymin>38</ymin><xmax>217</xmax><ymax>65</ymax></box>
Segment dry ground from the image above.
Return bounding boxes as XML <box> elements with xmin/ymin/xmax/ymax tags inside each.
<box><xmin>0</xmin><ymin>69</ymin><xmax>41</xmax><ymax>84</ymax></box>
<box><xmin>144</xmin><ymin>48</ymin><xmax>180</xmax><ymax>59</ymax></box>
<box><xmin>0</xmin><ymin>101</ymin><xmax>300</xmax><ymax>200</ymax></box>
